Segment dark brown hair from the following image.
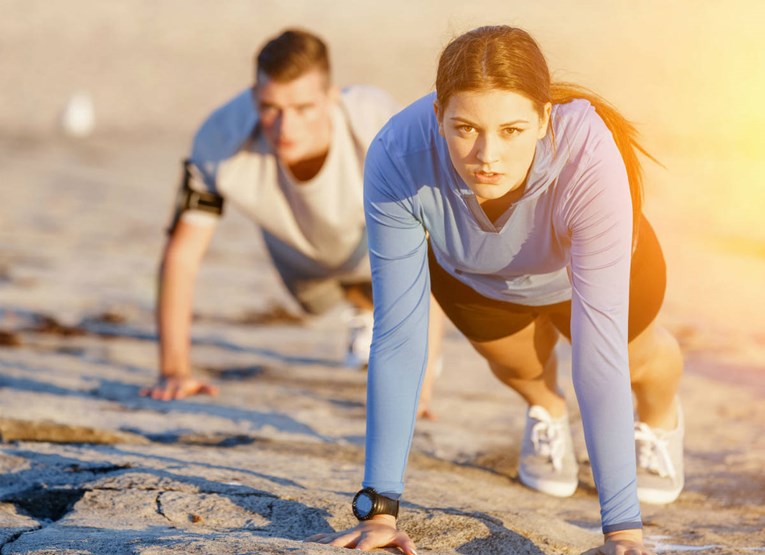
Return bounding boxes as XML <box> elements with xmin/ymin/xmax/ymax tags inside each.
<box><xmin>436</xmin><ymin>26</ymin><xmax>655</xmax><ymax>245</ymax></box>
<box><xmin>256</xmin><ymin>28</ymin><xmax>330</xmax><ymax>84</ymax></box>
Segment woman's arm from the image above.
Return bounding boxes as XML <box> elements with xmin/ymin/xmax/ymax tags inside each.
<box><xmin>565</xmin><ymin>131</ymin><xmax>642</xmax><ymax>534</ymax></box>
<box><xmin>306</xmin><ymin>136</ymin><xmax>430</xmax><ymax>553</ymax></box>
<box><xmin>362</xmin><ymin>139</ymin><xmax>431</xmax><ymax>497</ymax></box>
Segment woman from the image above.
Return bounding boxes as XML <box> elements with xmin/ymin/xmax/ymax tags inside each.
<box><xmin>308</xmin><ymin>26</ymin><xmax>683</xmax><ymax>555</ymax></box>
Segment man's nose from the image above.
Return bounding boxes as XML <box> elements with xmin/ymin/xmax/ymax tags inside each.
<box><xmin>277</xmin><ymin>109</ymin><xmax>298</xmax><ymax>137</ymax></box>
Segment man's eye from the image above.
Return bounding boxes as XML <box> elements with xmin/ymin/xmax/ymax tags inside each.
<box><xmin>456</xmin><ymin>125</ymin><xmax>475</xmax><ymax>133</ymax></box>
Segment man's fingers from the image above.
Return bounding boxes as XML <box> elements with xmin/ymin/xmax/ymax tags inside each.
<box><xmin>160</xmin><ymin>384</ymin><xmax>176</xmax><ymax>401</ymax></box>
<box><xmin>199</xmin><ymin>383</ymin><xmax>219</xmax><ymax>396</ymax></box>
<box><xmin>173</xmin><ymin>383</ymin><xmax>189</xmax><ymax>400</ymax></box>
<box><xmin>418</xmin><ymin>407</ymin><xmax>437</xmax><ymax>421</ymax></box>
<box><xmin>142</xmin><ymin>379</ymin><xmax>217</xmax><ymax>402</ymax></box>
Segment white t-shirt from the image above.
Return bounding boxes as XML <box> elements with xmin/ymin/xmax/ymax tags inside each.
<box><xmin>182</xmin><ymin>85</ymin><xmax>399</xmax><ymax>273</ymax></box>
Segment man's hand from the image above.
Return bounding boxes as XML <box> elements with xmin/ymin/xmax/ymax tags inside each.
<box><xmin>139</xmin><ymin>375</ymin><xmax>219</xmax><ymax>401</ymax></box>
<box><xmin>581</xmin><ymin>529</ymin><xmax>654</xmax><ymax>555</ymax></box>
<box><xmin>416</xmin><ymin>400</ymin><xmax>437</xmax><ymax>421</ymax></box>
<box><xmin>305</xmin><ymin>514</ymin><xmax>417</xmax><ymax>554</ymax></box>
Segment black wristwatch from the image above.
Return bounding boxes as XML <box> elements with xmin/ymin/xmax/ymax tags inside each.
<box><xmin>352</xmin><ymin>487</ymin><xmax>399</xmax><ymax>520</ymax></box>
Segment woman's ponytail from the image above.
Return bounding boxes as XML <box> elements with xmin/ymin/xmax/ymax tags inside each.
<box><xmin>551</xmin><ymin>83</ymin><xmax>658</xmax><ymax>247</ymax></box>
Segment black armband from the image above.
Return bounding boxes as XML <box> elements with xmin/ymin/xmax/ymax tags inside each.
<box><xmin>166</xmin><ymin>159</ymin><xmax>225</xmax><ymax>235</ymax></box>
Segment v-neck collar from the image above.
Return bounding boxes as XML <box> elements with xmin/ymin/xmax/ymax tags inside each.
<box><xmin>444</xmin><ymin>136</ymin><xmax>552</xmax><ymax>234</ymax></box>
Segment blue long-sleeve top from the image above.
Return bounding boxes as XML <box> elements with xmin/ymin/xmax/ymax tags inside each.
<box><xmin>361</xmin><ymin>93</ymin><xmax>641</xmax><ymax>533</ymax></box>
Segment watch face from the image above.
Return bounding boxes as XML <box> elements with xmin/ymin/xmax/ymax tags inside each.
<box><xmin>354</xmin><ymin>492</ymin><xmax>374</xmax><ymax>518</ymax></box>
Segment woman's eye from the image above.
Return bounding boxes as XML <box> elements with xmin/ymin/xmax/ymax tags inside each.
<box><xmin>503</xmin><ymin>127</ymin><xmax>522</xmax><ymax>136</ymax></box>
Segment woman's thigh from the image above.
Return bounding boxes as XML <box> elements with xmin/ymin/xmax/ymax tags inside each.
<box><xmin>427</xmin><ymin>245</ymin><xmax>544</xmax><ymax>341</ymax></box>
<box><xmin>427</xmin><ymin>215</ymin><xmax>667</xmax><ymax>370</ymax></box>
<box><xmin>428</xmin><ymin>246</ymin><xmax>559</xmax><ymax>372</ymax></box>
<box><xmin>469</xmin><ymin>316</ymin><xmax>559</xmax><ymax>378</ymax></box>
<box><xmin>547</xmin><ymin>216</ymin><xmax>667</xmax><ymax>342</ymax></box>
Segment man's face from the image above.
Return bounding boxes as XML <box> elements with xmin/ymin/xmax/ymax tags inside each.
<box><xmin>255</xmin><ymin>69</ymin><xmax>335</xmax><ymax>165</ymax></box>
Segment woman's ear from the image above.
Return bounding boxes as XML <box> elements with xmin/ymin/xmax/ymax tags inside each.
<box><xmin>538</xmin><ymin>102</ymin><xmax>552</xmax><ymax>139</ymax></box>
<box><xmin>433</xmin><ymin>101</ymin><xmax>445</xmax><ymax>137</ymax></box>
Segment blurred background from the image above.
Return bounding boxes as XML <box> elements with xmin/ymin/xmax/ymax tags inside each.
<box><xmin>1</xmin><ymin>0</ymin><xmax>764</xmax><ymax>348</ymax></box>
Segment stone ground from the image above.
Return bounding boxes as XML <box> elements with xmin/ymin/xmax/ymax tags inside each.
<box><xmin>0</xmin><ymin>136</ymin><xmax>763</xmax><ymax>554</ymax></box>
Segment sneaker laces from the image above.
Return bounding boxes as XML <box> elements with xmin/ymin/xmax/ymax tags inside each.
<box><xmin>634</xmin><ymin>422</ymin><xmax>676</xmax><ymax>480</ymax></box>
<box><xmin>529</xmin><ymin>408</ymin><xmax>566</xmax><ymax>472</ymax></box>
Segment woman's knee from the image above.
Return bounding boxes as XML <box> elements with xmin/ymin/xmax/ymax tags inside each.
<box><xmin>471</xmin><ymin>318</ymin><xmax>558</xmax><ymax>381</ymax></box>
<box><xmin>629</xmin><ymin>323</ymin><xmax>683</xmax><ymax>383</ymax></box>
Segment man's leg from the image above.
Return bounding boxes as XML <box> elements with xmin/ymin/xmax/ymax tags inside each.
<box><xmin>342</xmin><ymin>281</ymin><xmax>445</xmax><ymax>419</ymax></box>
<box><xmin>417</xmin><ymin>296</ymin><xmax>444</xmax><ymax>419</ymax></box>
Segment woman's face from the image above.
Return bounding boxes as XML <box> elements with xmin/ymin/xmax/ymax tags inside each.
<box><xmin>435</xmin><ymin>89</ymin><xmax>551</xmax><ymax>203</ymax></box>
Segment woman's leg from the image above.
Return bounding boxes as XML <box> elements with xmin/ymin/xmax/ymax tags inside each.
<box><xmin>620</xmin><ymin>216</ymin><xmax>683</xmax><ymax>427</ymax></box>
<box><xmin>468</xmin><ymin>316</ymin><xmax>566</xmax><ymax>418</ymax></box>
<box><xmin>628</xmin><ymin>319</ymin><xmax>685</xmax><ymax>504</ymax></box>
<box><xmin>628</xmin><ymin>320</ymin><xmax>683</xmax><ymax>429</ymax></box>
<box><xmin>469</xmin><ymin>315</ymin><xmax>578</xmax><ymax>496</ymax></box>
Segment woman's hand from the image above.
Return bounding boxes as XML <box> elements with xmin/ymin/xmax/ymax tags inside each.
<box><xmin>581</xmin><ymin>529</ymin><xmax>654</xmax><ymax>555</ymax></box>
<box><xmin>305</xmin><ymin>514</ymin><xmax>417</xmax><ymax>554</ymax></box>
<box><xmin>139</xmin><ymin>375</ymin><xmax>219</xmax><ymax>401</ymax></box>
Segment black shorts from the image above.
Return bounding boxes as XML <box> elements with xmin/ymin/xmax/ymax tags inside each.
<box><xmin>428</xmin><ymin>216</ymin><xmax>666</xmax><ymax>343</ymax></box>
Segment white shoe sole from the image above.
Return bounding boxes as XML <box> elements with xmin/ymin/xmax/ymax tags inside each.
<box><xmin>637</xmin><ymin>485</ymin><xmax>682</xmax><ymax>505</ymax></box>
<box><xmin>519</xmin><ymin>468</ymin><xmax>577</xmax><ymax>497</ymax></box>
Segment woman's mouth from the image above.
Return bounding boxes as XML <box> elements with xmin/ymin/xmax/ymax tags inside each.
<box><xmin>474</xmin><ymin>170</ymin><xmax>503</xmax><ymax>184</ymax></box>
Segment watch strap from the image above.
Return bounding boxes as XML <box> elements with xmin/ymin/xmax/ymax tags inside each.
<box><xmin>353</xmin><ymin>487</ymin><xmax>399</xmax><ymax>520</ymax></box>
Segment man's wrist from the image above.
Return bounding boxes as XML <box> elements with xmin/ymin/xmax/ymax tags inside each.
<box><xmin>159</xmin><ymin>369</ymin><xmax>191</xmax><ymax>380</ymax></box>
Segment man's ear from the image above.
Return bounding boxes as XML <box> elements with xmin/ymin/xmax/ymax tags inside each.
<box><xmin>328</xmin><ymin>85</ymin><xmax>341</xmax><ymax>103</ymax></box>
<box><xmin>433</xmin><ymin>101</ymin><xmax>444</xmax><ymax>137</ymax></box>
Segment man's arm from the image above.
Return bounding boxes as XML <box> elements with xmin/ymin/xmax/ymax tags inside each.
<box><xmin>140</xmin><ymin>218</ymin><xmax>219</xmax><ymax>400</ymax></box>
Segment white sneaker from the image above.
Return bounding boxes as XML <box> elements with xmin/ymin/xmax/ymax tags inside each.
<box><xmin>519</xmin><ymin>405</ymin><xmax>579</xmax><ymax>497</ymax></box>
<box><xmin>635</xmin><ymin>401</ymin><xmax>685</xmax><ymax>504</ymax></box>
<box><xmin>345</xmin><ymin>310</ymin><xmax>374</xmax><ymax>369</ymax></box>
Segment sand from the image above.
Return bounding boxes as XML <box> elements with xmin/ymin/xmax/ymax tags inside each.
<box><xmin>1</xmin><ymin>2</ymin><xmax>764</xmax><ymax>553</ymax></box>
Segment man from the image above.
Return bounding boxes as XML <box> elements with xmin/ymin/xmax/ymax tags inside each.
<box><xmin>141</xmin><ymin>28</ymin><xmax>442</xmax><ymax>418</ymax></box>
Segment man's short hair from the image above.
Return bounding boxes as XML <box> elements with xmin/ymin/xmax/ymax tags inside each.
<box><xmin>256</xmin><ymin>28</ymin><xmax>330</xmax><ymax>83</ymax></box>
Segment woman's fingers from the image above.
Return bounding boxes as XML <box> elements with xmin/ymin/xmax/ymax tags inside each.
<box><xmin>395</xmin><ymin>532</ymin><xmax>419</xmax><ymax>555</ymax></box>
<box><xmin>305</xmin><ymin>522</ymin><xmax>417</xmax><ymax>554</ymax></box>
<box><xmin>305</xmin><ymin>529</ymin><xmax>359</xmax><ymax>546</ymax></box>
<box><xmin>580</xmin><ymin>541</ymin><xmax>654</xmax><ymax>555</ymax></box>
